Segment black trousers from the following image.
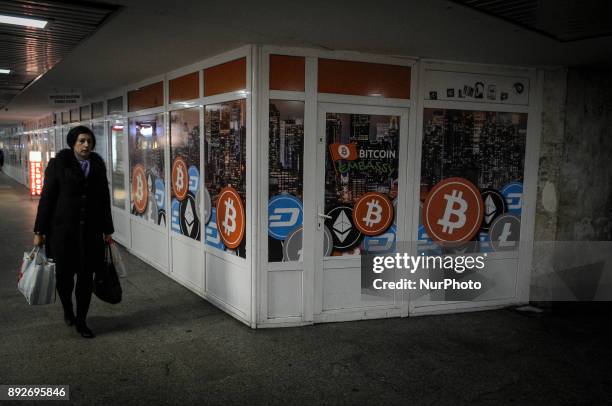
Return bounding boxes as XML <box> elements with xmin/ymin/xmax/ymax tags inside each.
<box><xmin>55</xmin><ymin>261</ymin><xmax>93</xmax><ymax>323</ymax></box>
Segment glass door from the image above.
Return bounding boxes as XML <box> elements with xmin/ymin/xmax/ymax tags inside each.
<box><xmin>313</xmin><ymin>103</ymin><xmax>411</xmax><ymax>320</ymax></box>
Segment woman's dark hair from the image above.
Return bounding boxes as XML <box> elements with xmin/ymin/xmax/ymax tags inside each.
<box><xmin>66</xmin><ymin>125</ymin><xmax>96</xmax><ymax>149</ymax></box>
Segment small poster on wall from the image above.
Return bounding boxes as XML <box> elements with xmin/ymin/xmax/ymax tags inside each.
<box><xmin>425</xmin><ymin>70</ymin><xmax>530</xmax><ymax>105</ymax></box>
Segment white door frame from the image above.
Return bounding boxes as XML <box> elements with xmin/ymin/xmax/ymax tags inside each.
<box><xmin>312</xmin><ymin>102</ymin><xmax>413</xmax><ymax>323</ymax></box>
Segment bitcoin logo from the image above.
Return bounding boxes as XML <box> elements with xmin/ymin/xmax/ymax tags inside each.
<box><xmin>171</xmin><ymin>156</ymin><xmax>189</xmax><ymax>201</ymax></box>
<box><xmin>438</xmin><ymin>190</ymin><xmax>467</xmax><ymax>234</ymax></box>
<box><xmin>136</xmin><ymin>175</ymin><xmax>144</xmax><ymax>202</ymax></box>
<box><xmin>176</xmin><ymin>169</ymin><xmax>184</xmax><ymax>191</ymax></box>
<box><xmin>216</xmin><ymin>186</ymin><xmax>245</xmax><ymax>249</ymax></box>
<box><xmin>423</xmin><ymin>177</ymin><xmax>483</xmax><ymax>246</ymax></box>
<box><xmin>222</xmin><ymin>198</ymin><xmax>237</xmax><ymax>234</ymax></box>
<box><xmin>131</xmin><ymin>164</ymin><xmax>147</xmax><ymax>214</ymax></box>
<box><xmin>353</xmin><ymin>192</ymin><xmax>393</xmax><ymax>236</ymax></box>
<box><xmin>338</xmin><ymin>145</ymin><xmax>350</xmax><ymax>159</ymax></box>
<box><xmin>363</xmin><ymin>200</ymin><xmax>382</xmax><ymax>227</ymax></box>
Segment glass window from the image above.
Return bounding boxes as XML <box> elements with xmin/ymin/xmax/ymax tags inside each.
<box><xmin>110</xmin><ymin>123</ymin><xmax>126</xmax><ymax>209</ymax></box>
<box><xmin>169</xmin><ymin>108</ymin><xmax>201</xmax><ymax>240</ymax></box>
<box><xmin>92</xmin><ymin>122</ymin><xmax>107</xmax><ymax>167</ymax></box>
<box><xmin>54</xmin><ymin>128</ymin><xmax>62</xmax><ymax>152</ymax></box>
<box><xmin>92</xmin><ymin>102</ymin><xmax>104</xmax><ymax>118</ymax></box>
<box><xmin>324</xmin><ymin>113</ymin><xmax>400</xmax><ymax>257</ymax></box>
<box><xmin>268</xmin><ymin>100</ymin><xmax>304</xmax><ymax>262</ymax></box>
<box><xmin>419</xmin><ymin>108</ymin><xmax>527</xmax><ymax>254</ymax></box>
<box><xmin>204</xmin><ymin>100</ymin><xmax>247</xmax><ymax>258</ymax></box>
<box><xmin>129</xmin><ymin>114</ymin><xmax>166</xmax><ymax>227</ymax></box>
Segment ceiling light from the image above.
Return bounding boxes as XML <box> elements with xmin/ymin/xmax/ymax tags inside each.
<box><xmin>0</xmin><ymin>14</ymin><xmax>48</xmax><ymax>29</ymax></box>
<box><xmin>0</xmin><ymin>69</ymin><xmax>10</xmax><ymax>74</ymax></box>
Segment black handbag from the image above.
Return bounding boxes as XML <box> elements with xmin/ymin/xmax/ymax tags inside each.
<box><xmin>93</xmin><ymin>243</ymin><xmax>122</xmax><ymax>304</ymax></box>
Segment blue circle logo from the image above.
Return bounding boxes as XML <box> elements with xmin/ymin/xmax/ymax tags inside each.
<box><xmin>170</xmin><ymin>198</ymin><xmax>180</xmax><ymax>233</ymax></box>
<box><xmin>501</xmin><ymin>182</ymin><xmax>523</xmax><ymax>216</ymax></box>
<box><xmin>188</xmin><ymin>165</ymin><xmax>199</xmax><ymax>193</ymax></box>
<box><xmin>205</xmin><ymin>207</ymin><xmax>225</xmax><ymax>251</ymax></box>
<box><xmin>155</xmin><ymin>178</ymin><xmax>165</xmax><ymax>210</ymax></box>
<box><xmin>268</xmin><ymin>194</ymin><xmax>303</xmax><ymax>240</ymax></box>
<box><xmin>363</xmin><ymin>224</ymin><xmax>396</xmax><ymax>253</ymax></box>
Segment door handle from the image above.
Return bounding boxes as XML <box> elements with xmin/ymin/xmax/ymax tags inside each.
<box><xmin>318</xmin><ymin>213</ymin><xmax>332</xmax><ymax>219</ymax></box>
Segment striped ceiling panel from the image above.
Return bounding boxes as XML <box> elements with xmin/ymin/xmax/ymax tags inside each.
<box><xmin>0</xmin><ymin>0</ymin><xmax>120</xmax><ymax>108</ymax></box>
<box><xmin>453</xmin><ymin>0</ymin><xmax>612</xmax><ymax>42</ymax></box>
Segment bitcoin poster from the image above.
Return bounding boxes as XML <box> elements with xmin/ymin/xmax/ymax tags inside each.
<box><xmin>353</xmin><ymin>192</ymin><xmax>393</xmax><ymax>236</ymax></box>
<box><xmin>324</xmin><ymin>112</ymin><xmax>399</xmax><ymax>256</ymax></box>
<box><xmin>268</xmin><ymin>101</ymin><xmax>304</xmax><ymax>262</ymax></box>
<box><xmin>205</xmin><ymin>100</ymin><xmax>247</xmax><ymax>258</ymax></box>
<box><xmin>170</xmin><ymin>108</ymin><xmax>201</xmax><ymax>240</ymax></box>
<box><xmin>423</xmin><ymin>177</ymin><xmax>484</xmax><ymax>245</ymax></box>
<box><xmin>129</xmin><ymin>114</ymin><xmax>165</xmax><ymax>225</ymax></box>
<box><xmin>420</xmin><ymin>108</ymin><xmax>527</xmax><ymax>252</ymax></box>
<box><xmin>216</xmin><ymin>187</ymin><xmax>245</xmax><ymax>249</ymax></box>
<box><xmin>131</xmin><ymin>164</ymin><xmax>147</xmax><ymax>214</ymax></box>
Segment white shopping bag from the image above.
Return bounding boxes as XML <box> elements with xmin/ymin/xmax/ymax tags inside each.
<box><xmin>18</xmin><ymin>247</ymin><xmax>56</xmax><ymax>305</ymax></box>
<box><xmin>109</xmin><ymin>243</ymin><xmax>127</xmax><ymax>277</ymax></box>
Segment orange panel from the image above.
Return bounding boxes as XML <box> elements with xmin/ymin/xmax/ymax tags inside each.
<box><xmin>204</xmin><ymin>57</ymin><xmax>246</xmax><ymax>97</ymax></box>
<box><xmin>270</xmin><ymin>55</ymin><xmax>305</xmax><ymax>91</ymax></box>
<box><xmin>318</xmin><ymin>59</ymin><xmax>411</xmax><ymax>99</ymax></box>
<box><xmin>128</xmin><ymin>81</ymin><xmax>164</xmax><ymax>112</ymax></box>
<box><xmin>169</xmin><ymin>72</ymin><xmax>200</xmax><ymax>103</ymax></box>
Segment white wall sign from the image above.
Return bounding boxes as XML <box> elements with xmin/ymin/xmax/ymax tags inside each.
<box><xmin>48</xmin><ymin>92</ymin><xmax>82</xmax><ymax>106</ymax></box>
<box><xmin>424</xmin><ymin>70</ymin><xmax>530</xmax><ymax>106</ymax></box>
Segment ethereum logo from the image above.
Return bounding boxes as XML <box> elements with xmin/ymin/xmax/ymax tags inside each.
<box><xmin>484</xmin><ymin>195</ymin><xmax>496</xmax><ymax>224</ymax></box>
<box><xmin>333</xmin><ymin>210</ymin><xmax>352</xmax><ymax>242</ymax></box>
<box><xmin>185</xmin><ymin>199</ymin><xmax>195</xmax><ymax>234</ymax></box>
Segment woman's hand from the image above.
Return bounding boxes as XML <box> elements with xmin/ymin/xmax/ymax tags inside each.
<box><xmin>104</xmin><ymin>234</ymin><xmax>113</xmax><ymax>244</ymax></box>
<box><xmin>33</xmin><ymin>233</ymin><xmax>45</xmax><ymax>247</ymax></box>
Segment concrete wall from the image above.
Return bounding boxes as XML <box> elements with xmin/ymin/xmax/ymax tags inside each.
<box><xmin>531</xmin><ymin>67</ymin><xmax>612</xmax><ymax>302</ymax></box>
<box><xmin>557</xmin><ymin>68</ymin><xmax>612</xmax><ymax>241</ymax></box>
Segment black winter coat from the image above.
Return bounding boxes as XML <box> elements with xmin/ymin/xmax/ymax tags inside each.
<box><xmin>34</xmin><ymin>149</ymin><xmax>114</xmax><ymax>268</ymax></box>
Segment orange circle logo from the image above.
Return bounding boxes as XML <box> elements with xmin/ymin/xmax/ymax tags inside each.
<box><xmin>352</xmin><ymin>192</ymin><xmax>393</xmax><ymax>236</ymax></box>
<box><xmin>171</xmin><ymin>156</ymin><xmax>189</xmax><ymax>201</ymax></box>
<box><xmin>216</xmin><ymin>186</ymin><xmax>245</xmax><ymax>249</ymax></box>
<box><xmin>131</xmin><ymin>164</ymin><xmax>148</xmax><ymax>214</ymax></box>
<box><xmin>423</xmin><ymin>177</ymin><xmax>483</xmax><ymax>245</ymax></box>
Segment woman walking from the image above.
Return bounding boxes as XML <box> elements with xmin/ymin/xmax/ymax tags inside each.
<box><xmin>33</xmin><ymin>126</ymin><xmax>114</xmax><ymax>338</ymax></box>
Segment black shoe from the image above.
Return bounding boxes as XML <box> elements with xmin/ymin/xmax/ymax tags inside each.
<box><xmin>63</xmin><ymin>312</ymin><xmax>76</xmax><ymax>326</ymax></box>
<box><xmin>75</xmin><ymin>323</ymin><xmax>95</xmax><ymax>338</ymax></box>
